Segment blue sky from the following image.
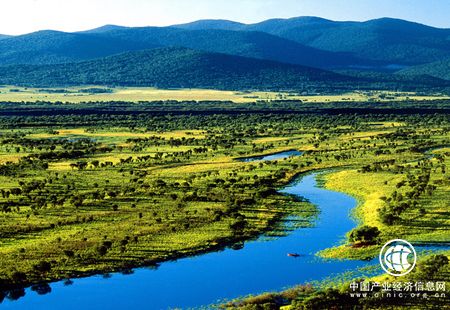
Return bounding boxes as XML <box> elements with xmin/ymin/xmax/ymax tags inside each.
<box><xmin>2</xmin><ymin>0</ymin><xmax>449</xmax><ymax>35</ymax></box>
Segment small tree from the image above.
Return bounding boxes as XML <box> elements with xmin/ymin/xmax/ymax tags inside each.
<box><xmin>33</xmin><ymin>261</ymin><xmax>52</xmax><ymax>274</ymax></box>
<box><xmin>63</xmin><ymin>250</ymin><xmax>75</xmax><ymax>259</ymax></box>
<box><xmin>349</xmin><ymin>226</ymin><xmax>380</xmax><ymax>244</ymax></box>
<box><xmin>419</xmin><ymin>254</ymin><xmax>449</xmax><ymax>278</ymax></box>
<box><xmin>97</xmin><ymin>245</ymin><xmax>108</xmax><ymax>256</ymax></box>
<box><xmin>76</xmin><ymin>161</ymin><xmax>88</xmax><ymax>170</ymax></box>
<box><xmin>10</xmin><ymin>271</ymin><xmax>27</xmax><ymax>283</ymax></box>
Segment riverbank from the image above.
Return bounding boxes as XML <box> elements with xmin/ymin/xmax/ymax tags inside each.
<box><xmin>320</xmin><ymin>147</ymin><xmax>450</xmax><ymax>259</ymax></box>
<box><xmin>1</xmin><ymin>106</ymin><xmax>449</xmax><ymax>309</ymax></box>
<box><xmin>0</xmin><ymin>194</ymin><xmax>313</xmax><ymax>292</ymax></box>
<box><xmin>222</xmin><ymin>167</ymin><xmax>450</xmax><ymax>309</ymax></box>
<box><xmin>235</xmin><ymin>149</ymin><xmax>303</xmax><ymax>162</ymax></box>
<box><xmin>0</xmin><ymin>151</ymin><xmax>340</xmax><ymax>295</ymax></box>
<box><xmin>1</xmin><ymin>172</ymin><xmax>375</xmax><ymax>309</ymax></box>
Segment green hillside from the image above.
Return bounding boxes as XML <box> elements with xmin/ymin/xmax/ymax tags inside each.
<box><xmin>0</xmin><ymin>47</ymin><xmax>354</xmax><ymax>90</ymax></box>
<box><xmin>0</xmin><ymin>27</ymin><xmax>365</xmax><ymax>69</ymax></box>
<box><xmin>177</xmin><ymin>17</ymin><xmax>450</xmax><ymax>66</ymax></box>
<box><xmin>0</xmin><ymin>30</ymin><xmax>155</xmax><ymax>65</ymax></box>
<box><xmin>398</xmin><ymin>58</ymin><xmax>450</xmax><ymax>80</ymax></box>
<box><xmin>2</xmin><ymin>17</ymin><xmax>450</xmax><ymax>70</ymax></box>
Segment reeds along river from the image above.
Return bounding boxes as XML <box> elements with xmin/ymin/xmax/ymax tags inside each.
<box><xmin>3</xmin><ymin>149</ymin><xmax>448</xmax><ymax>309</ymax></box>
<box><xmin>237</xmin><ymin>149</ymin><xmax>303</xmax><ymax>162</ymax></box>
<box><xmin>2</xmin><ymin>169</ymin><xmax>381</xmax><ymax>310</ymax></box>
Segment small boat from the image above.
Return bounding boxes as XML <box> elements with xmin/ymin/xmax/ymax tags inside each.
<box><xmin>287</xmin><ymin>253</ymin><xmax>300</xmax><ymax>257</ymax></box>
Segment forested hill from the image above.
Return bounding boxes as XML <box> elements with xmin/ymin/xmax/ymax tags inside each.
<box><xmin>0</xmin><ymin>47</ymin><xmax>357</xmax><ymax>90</ymax></box>
<box><xmin>175</xmin><ymin>17</ymin><xmax>450</xmax><ymax>66</ymax></box>
<box><xmin>398</xmin><ymin>58</ymin><xmax>450</xmax><ymax>80</ymax></box>
<box><xmin>3</xmin><ymin>17</ymin><xmax>450</xmax><ymax>70</ymax></box>
<box><xmin>0</xmin><ymin>30</ymin><xmax>158</xmax><ymax>65</ymax></box>
<box><xmin>0</xmin><ymin>27</ymin><xmax>367</xmax><ymax>69</ymax></box>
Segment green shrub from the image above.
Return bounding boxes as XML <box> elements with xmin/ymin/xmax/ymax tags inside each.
<box><xmin>349</xmin><ymin>225</ymin><xmax>380</xmax><ymax>244</ymax></box>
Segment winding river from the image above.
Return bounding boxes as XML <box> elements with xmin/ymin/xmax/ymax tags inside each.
<box><xmin>7</xmin><ymin>148</ymin><xmax>449</xmax><ymax>310</ymax></box>
<box><xmin>237</xmin><ymin>149</ymin><xmax>303</xmax><ymax>162</ymax></box>
<box><xmin>4</xmin><ymin>147</ymin><xmax>449</xmax><ymax>310</ymax></box>
<box><xmin>2</xmin><ymin>165</ymin><xmax>380</xmax><ymax>309</ymax></box>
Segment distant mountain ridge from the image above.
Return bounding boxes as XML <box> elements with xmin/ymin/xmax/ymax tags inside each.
<box><xmin>398</xmin><ymin>58</ymin><xmax>450</xmax><ymax>80</ymax></box>
<box><xmin>0</xmin><ymin>16</ymin><xmax>449</xmax><ymax>70</ymax></box>
<box><xmin>0</xmin><ymin>16</ymin><xmax>449</xmax><ymax>90</ymax></box>
<box><xmin>91</xmin><ymin>26</ymin><xmax>369</xmax><ymax>68</ymax></box>
<box><xmin>173</xmin><ymin>19</ymin><xmax>245</xmax><ymax>31</ymax></box>
<box><xmin>1</xmin><ymin>47</ymin><xmax>446</xmax><ymax>92</ymax></box>
<box><xmin>0</xmin><ymin>30</ymin><xmax>157</xmax><ymax>65</ymax></box>
<box><xmin>79</xmin><ymin>24</ymin><xmax>129</xmax><ymax>34</ymax></box>
<box><xmin>0</xmin><ymin>26</ymin><xmax>368</xmax><ymax>69</ymax></box>
<box><xmin>174</xmin><ymin>16</ymin><xmax>333</xmax><ymax>32</ymax></box>
<box><xmin>0</xmin><ymin>47</ymin><xmax>356</xmax><ymax>90</ymax></box>
<box><xmin>175</xmin><ymin>17</ymin><xmax>450</xmax><ymax>66</ymax></box>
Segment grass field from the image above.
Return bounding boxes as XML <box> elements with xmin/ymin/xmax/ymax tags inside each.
<box><xmin>0</xmin><ymin>100</ymin><xmax>449</xmax><ymax>308</ymax></box>
<box><xmin>0</xmin><ymin>85</ymin><xmax>449</xmax><ymax>103</ymax></box>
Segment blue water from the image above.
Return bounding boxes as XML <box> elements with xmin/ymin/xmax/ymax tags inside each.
<box><xmin>238</xmin><ymin>150</ymin><xmax>303</xmax><ymax>162</ymax></box>
<box><xmin>1</xmin><ymin>173</ymin><xmax>377</xmax><ymax>310</ymax></box>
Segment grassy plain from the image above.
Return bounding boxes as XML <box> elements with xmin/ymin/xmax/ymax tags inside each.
<box><xmin>0</xmin><ymin>124</ymin><xmax>320</xmax><ymax>291</ymax></box>
<box><xmin>319</xmin><ymin>146</ymin><xmax>450</xmax><ymax>260</ymax></box>
<box><xmin>0</xmin><ymin>98</ymin><xmax>449</xmax><ymax>309</ymax></box>
<box><xmin>0</xmin><ymin>85</ymin><xmax>449</xmax><ymax>103</ymax></box>
<box><xmin>224</xmin><ymin>128</ymin><xmax>450</xmax><ymax>309</ymax></box>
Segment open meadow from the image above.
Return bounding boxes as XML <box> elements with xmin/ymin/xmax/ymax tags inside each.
<box><xmin>0</xmin><ymin>98</ymin><xmax>448</xmax><ymax>308</ymax></box>
<box><xmin>2</xmin><ymin>2</ymin><xmax>450</xmax><ymax>308</ymax></box>
<box><xmin>1</xmin><ymin>86</ymin><xmax>449</xmax><ymax>103</ymax></box>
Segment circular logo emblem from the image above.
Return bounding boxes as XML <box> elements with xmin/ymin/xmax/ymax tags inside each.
<box><xmin>379</xmin><ymin>239</ymin><xmax>416</xmax><ymax>277</ymax></box>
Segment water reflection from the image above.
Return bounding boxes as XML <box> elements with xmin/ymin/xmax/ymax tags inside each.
<box><xmin>237</xmin><ymin>149</ymin><xmax>303</xmax><ymax>162</ymax></box>
<box><xmin>4</xmin><ymin>288</ymin><xmax>26</xmax><ymax>302</ymax></box>
<box><xmin>0</xmin><ymin>170</ymin><xmax>448</xmax><ymax>309</ymax></box>
<box><xmin>30</xmin><ymin>283</ymin><xmax>51</xmax><ymax>296</ymax></box>
<box><xmin>1</xmin><ymin>173</ymin><xmax>374</xmax><ymax>309</ymax></box>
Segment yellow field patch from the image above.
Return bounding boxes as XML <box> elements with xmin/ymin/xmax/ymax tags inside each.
<box><xmin>340</xmin><ymin>130</ymin><xmax>389</xmax><ymax>141</ymax></box>
<box><xmin>0</xmin><ymin>87</ymin><xmax>251</xmax><ymax>103</ymax></box>
<box><xmin>152</xmin><ymin>160</ymin><xmax>237</xmax><ymax>176</ymax></box>
<box><xmin>0</xmin><ymin>153</ymin><xmax>25</xmax><ymax>164</ymax></box>
<box><xmin>57</xmin><ymin>129</ymin><xmax>86</xmax><ymax>135</ymax></box>
<box><xmin>252</xmin><ymin>137</ymin><xmax>291</xmax><ymax>144</ymax></box>
<box><xmin>85</xmin><ymin>130</ymin><xmax>204</xmax><ymax>138</ymax></box>
<box><xmin>324</xmin><ymin>170</ymin><xmax>403</xmax><ymax>229</ymax></box>
<box><xmin>367</xmin><ymin>121</ymin><xmax>406</xmax><ymax>127</ymax></box>
<box><xmin>1</xmin><ymin>86</ymin><xmax>449</xmax><ymax>103</ymax></box>
<box><xmin>48</xmin><ymin>162</ymin><xmax>74</xmax><ymax>171</ymax></box>
<box><xmin>29</xmin><ymin>128</ymin><xmax>86</xmax><ymax>138</ymax></box>
<box><xmin>432</xmin><ymin>147</ymin><xmax>450</xmax><ymax>154</ymax></box>
<box><xmin>114</xmin><ymin>88</ymin><xmax>244</xmax><ymax>102</ymax></box>
<box><xmin>29</xmin><ymin>129</ymin><xmax>205</xmax><ymax>140</ymax></box>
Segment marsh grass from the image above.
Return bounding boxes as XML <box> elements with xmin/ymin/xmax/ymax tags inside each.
<box><xmin>0</xmin><ymin>106</ymin><xmax>448</xmax><ymax>295</ymax></box>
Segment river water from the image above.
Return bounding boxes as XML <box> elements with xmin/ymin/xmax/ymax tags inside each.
<box><xmin>237</xmin><ymin>149</ymin><xmax>303</xmax><ymax>162</ymax></box>
<box><xmin>2</xmin><ymin>169</ymin><xmax>381</xmax><ymax>310</ymax></box>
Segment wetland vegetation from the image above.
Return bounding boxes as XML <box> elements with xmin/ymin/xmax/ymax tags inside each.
<box><xmin>2</xmin><ymin>8</ymin><xmax>450</xmax><ymax>309</ymax></box>
<box><xmin>0</xmin><ymin>96</ymin><xmax>448</xmax><ymax>308</ymax></box>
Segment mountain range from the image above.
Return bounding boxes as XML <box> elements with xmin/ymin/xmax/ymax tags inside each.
<box><xmin>0</xmin><ymin>47</ymin><xmax>357</xmax><ymax>90</ymax></box>
<box><xmin>0</xmin><ymin>17</ymin><xmax>449</xmax><ymax>90</ymax></box>
<box><xmin>399</xmin><ymin>57</ymin><xmax>450</xmax><ymax>80</ymax></box>
<box><xmin>175</xmin><ymin>17</ymin><xmax>450</xmax><ymax>66</ymax></box>
<box><xmin>0</xmin><ymin>26</ymin><xmax>368</xmax><ymax>69</ymax></box>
